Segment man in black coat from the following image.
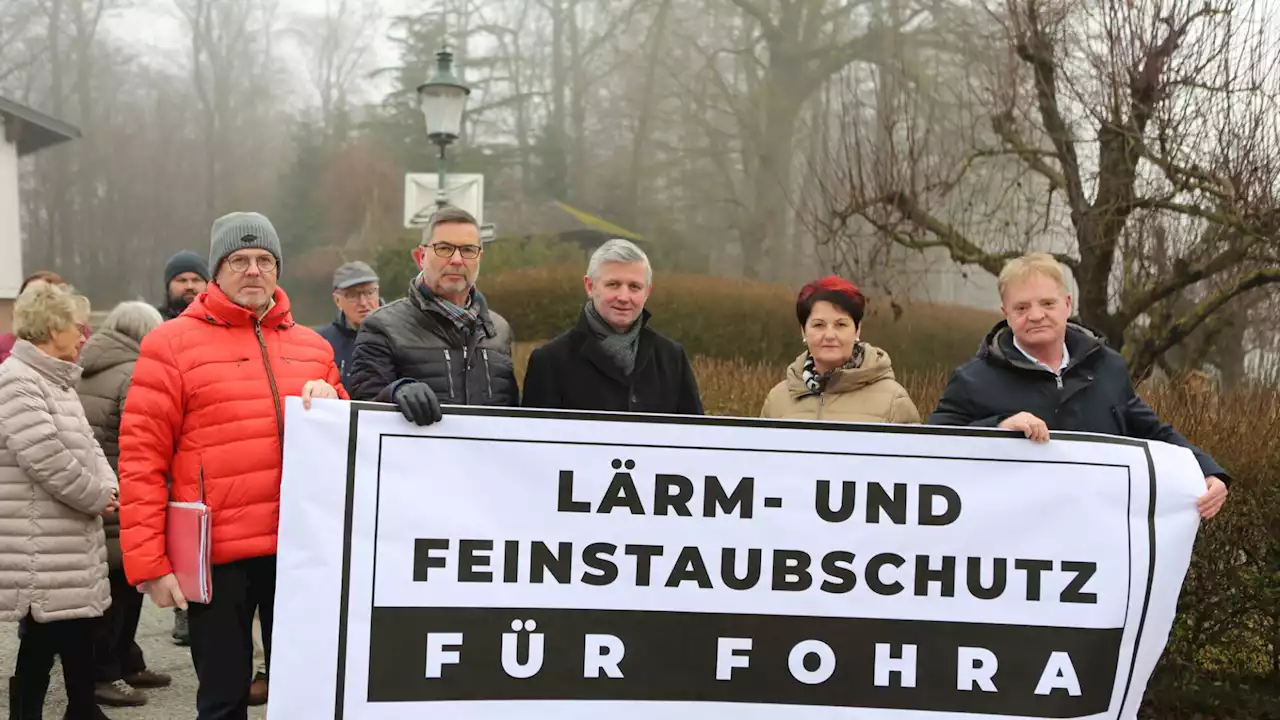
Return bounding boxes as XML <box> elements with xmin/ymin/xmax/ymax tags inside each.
<box><xmin>928</xmin><ymin>252</ymin><xmax>1229</xmax><ymax>519</ymax></box>
<box><xmin>347</xmin><ymin>206</ymin><xmax>518</xmax><ymax>425</ymax></box>
<box><xmin>522</xmin><ymin>238</ymin><xmax>703</xmax><ymax>415</ymax></box>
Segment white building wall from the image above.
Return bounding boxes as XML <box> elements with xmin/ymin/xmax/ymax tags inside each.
<box><xmin>0</xmin><ymin>118</ymin><xmax>21</xmax><ymax>300</ymax></box>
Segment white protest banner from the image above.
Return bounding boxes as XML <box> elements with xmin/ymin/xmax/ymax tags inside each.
<box><xmin>269</xmin><ymin>398</ymin><xmax>1204</xmax><ymax>720</ymax></box>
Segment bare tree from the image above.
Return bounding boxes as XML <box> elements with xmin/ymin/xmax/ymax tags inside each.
<box><xmin>0</xmin><ymin>0</ymin><xmax>48</xmax><ymax>90</ymax></box>
<box><xmin>621</xmin><ymin>0</ymin><xmax>673</xmax><ymax>230</ymax></box>
<box><xmin>810</xmin><ymin>0</ymin><xmax>1280</xmax><ymax>380</ymax></box>
<box><xmin>286</xmin><ymin>0</ymin><xmax>380</xmax><ymax>135</ymax></box>
<box><xmin>17</xmin><ymin>0</ymin><xmax>119</xmax><ymax>275</ymax></box>
<box><xmin>669</xmin><ymin>0</ymin><xmax>963</xmax><ymax>279</ymax></box>
<box><xmin>176</xmin><ymin>0</ymin><xmax>281</xmax><ymax>216</ymax></box>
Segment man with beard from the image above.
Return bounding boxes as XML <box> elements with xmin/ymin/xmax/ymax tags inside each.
<box><xmin>154</xmin><ymin>250</ymin><xmax>210</xmax><ymax>648</ymax></box>
<box><xmin>157</xmin><ymin>251</ymin><xmax>210</xmax><ymax>321</ymax></box>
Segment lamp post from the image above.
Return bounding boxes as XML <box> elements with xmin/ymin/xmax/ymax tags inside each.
<box><xmin>417</xmin><ymin>47</ymin><xmax>471</xmax><ymax>210</ymax></box>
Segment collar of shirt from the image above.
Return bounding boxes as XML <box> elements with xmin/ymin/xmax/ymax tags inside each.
<box><xmin>1013</xmin><ymin>336</ymin><xmax>1070</xmax><ymax>375</ymax></box>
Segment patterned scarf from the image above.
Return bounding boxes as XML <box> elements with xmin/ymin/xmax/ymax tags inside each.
<box><xmin>802</xmin><ymin>343</ymin><xmax>865</xmax><ymax>393</ymax></box>
<box><xmin>583</xmin><ymin>301</ymin><xmax>643</xmax><ymax>376</ymax></box>
<box><xmin>415</xmin><ymin>275</ymin><xmax>481</xmax><ymax>333</ymax></box>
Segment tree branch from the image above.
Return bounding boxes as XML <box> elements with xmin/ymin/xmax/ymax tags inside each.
<box><xmin>580</xmin><ymin>0</ymin><xmax>644</xmax><ymax>60</ymax></box>
<box><xmin>803</xmin><ymin>34</ymin><xmax>880</xmax><ymax>94</ymax></box>
<box><xmin>882</xmin><ymin>190</ymin><xmax>1078</xmax><ymax>275</ymax></box>
<box><xmin>1138</xmin><ymin>140</ymin><xmax>1236</xmax><ymax>204</ymax></box>
<box><xmin>991</xmin><ymin>110</ymin><xmax>1065</xmax><ymax>189</ymax></box>
<box><xmin>1014</xmin><ymin>6</ymin><xmax>1087</xmax><ymax>221</ymax></box>
<box><xmin>1127</xmin><ymin>267</ymin><xmax>1280</xmax><ymax>372</ymax></box>
<box><xmin>1115</xmin><ymin>241</ymin><xmax>1258</xmax><ymax>328</ymax></box>
<box><xmin>726</xmin><ymin>0</ymin><xmax>782</xmax><ymax>44</ymax></box>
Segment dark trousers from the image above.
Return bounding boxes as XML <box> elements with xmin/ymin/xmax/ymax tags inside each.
<box><xmin>189</xmin><ymin>555</ymin><xmax>276</xmax><ymax>720</ymax></box>
<box><xmin>14</xmin><ymin>614</ymin><xmax>99</xmax><ymax>716</ymax></box>
<box><xmin>93</xmin><ymin>566</ymin><xmax>146</xmax><ymax>682</ymax></box>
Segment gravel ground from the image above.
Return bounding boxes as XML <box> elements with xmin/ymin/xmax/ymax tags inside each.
<box><xmin>0</xmin><ymin>603</ymin><xmax>268</xmax><ymax>719</ymax></box>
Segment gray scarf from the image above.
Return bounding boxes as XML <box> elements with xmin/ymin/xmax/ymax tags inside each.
<box><xmin>583</xmin><ymin>301</ymin><xmax>643</xmax><ymax>376</ymax></box>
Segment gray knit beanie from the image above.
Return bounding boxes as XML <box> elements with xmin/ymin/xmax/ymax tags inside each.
<box><xmin>209</xmin><ymin>212</ymin><xmax>283</xmax><ymax>276</ymax></box>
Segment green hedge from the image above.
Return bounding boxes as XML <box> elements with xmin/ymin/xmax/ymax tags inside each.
<box><xmin>373</xmin><ymin>235</ymin><xmax>587</xmax><ymax>300</ymax></box>
<box><xmin>482</xmin><ymin>265</ymin><xmax>999</xmax><ymax>374</ymax></box>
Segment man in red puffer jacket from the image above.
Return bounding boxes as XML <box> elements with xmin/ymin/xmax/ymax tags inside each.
<box><xmin>119</xmin><ymin>212</ymin><xmax>347</xmax><ymax>720</ymax></box>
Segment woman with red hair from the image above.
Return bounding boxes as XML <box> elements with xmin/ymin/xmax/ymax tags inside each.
<box><xmin>760</xmin><ymin>276</ymin><xmax>920</xmax><ymax>423</ymax></box>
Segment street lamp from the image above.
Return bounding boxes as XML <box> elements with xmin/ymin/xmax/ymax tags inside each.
<box><xmin>417</xmin><ymin>47</ymin><xmax>471</xmax><ymax>209</ymax></box>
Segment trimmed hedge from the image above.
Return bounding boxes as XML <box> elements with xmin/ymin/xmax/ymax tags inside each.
<box><xmin>373</xmin><ymin>235</ymin><xmax>588</xmax><ymax>304</ymax></box>
<box><xmin>486</xmin><ymin>265</ymin><xmax>1000</xmax><ymax>375</ymax></box>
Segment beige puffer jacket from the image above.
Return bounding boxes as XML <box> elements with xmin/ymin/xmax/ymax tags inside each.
<box><xmin>760</xmin><ymin>343</ymin><xmax>921</xmax><ymax>424</ymax></box>
<box><xmin>0</xmin><ymin>339</ymin><xmax>115</xmax><ymax>622</ymax></box>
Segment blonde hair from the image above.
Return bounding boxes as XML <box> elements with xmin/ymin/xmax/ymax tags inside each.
<box><xmin>101</xmin><ymin>301</ymin><xmax>163</xmax><ymax>344</ymax></box>
<box><xmin>14</xmin><ymin>282</ymin><xmax>90</xmax><ymax>344</ymax></box>
<box><xmin>998</xmin><ymin>252</ymin><xmax>1069</xmax><ymax>299</ymax></box>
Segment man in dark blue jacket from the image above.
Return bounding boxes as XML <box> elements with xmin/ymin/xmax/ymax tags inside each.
<box><xmin>929</xmin><ymin>252</ymin><xmax>1229</xmax><ymax>519</ymax></box>
<box><xmin>317</xmin><ymin>261</ymin><xmax>381</xmax><ymax>390</ymax></box>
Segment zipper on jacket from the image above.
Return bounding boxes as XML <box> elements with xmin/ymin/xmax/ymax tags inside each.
<box><xmin>443</xmin><ymin>349</ymin><xmax>456</xmax><ymax>399</ymax></box>
<box><xmin>481</xmin><ymin>349</ymin><xmax>494</xmax><ymax>399</ymax></box>
<box><xmin>254</xmin><ymin>320</ymin><xmax>285</xmax><ymax>451</ymax></box>
<box><xmin>1055</xmin><ymin>374</ymin><xmax>1063</xmax><ymax>390</ymax></box>
<box><xmin>462</xmin><ymin>345</ymin><xmax>471</xmax><ymax>403</ymax></box>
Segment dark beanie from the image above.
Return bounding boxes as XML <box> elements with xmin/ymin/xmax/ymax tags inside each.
<box><xmin>164</xmin><ymin>251</ymin><xmax>210</xmax><ymax>285</ymax></box>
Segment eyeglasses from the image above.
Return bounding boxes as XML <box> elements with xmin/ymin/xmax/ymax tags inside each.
<box><xmin>227</xmin><ymin>255</ymin><xmax>277</xmax><ymax>273</ymax></box>
<box><xmin>424</xmin><ymin>242</ymin><xmax>482</xmax><ymax>260</ymax></box>
<box><xmin>339</xmin><ymin>286</ymin><xmax>379</xmax><ymax>301</ymax></box>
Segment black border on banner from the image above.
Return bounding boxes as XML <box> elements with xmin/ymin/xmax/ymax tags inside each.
<box><xmin>330</xmin><ymin>402</ymin><xmax>1159</xmax><ymax>720</ymax></box>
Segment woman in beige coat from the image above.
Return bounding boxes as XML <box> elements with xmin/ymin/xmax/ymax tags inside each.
<box><xmin>761</xmin><ymin>276</ymin><xmax>920</xmax><ymax>423</ymax></box>
<box><xmin>0</xmin><ymin>282</ymin><xmax>118</xmax><ymax>719</ymax></box>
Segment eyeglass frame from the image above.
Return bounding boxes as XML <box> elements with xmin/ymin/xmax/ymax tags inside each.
<box><xmin>421</xmin><ymin>242</ymin><xmax>482</xmax><ymax>260</ymax></box>
<box><xmin>336</xmin><ymin>285</ymin><xmax>380</xmax><ymax>301</ymax></box>
<box><xmin>225</xmin><ymin>254</ymin><xmax>278</xmax><ymax>273</ymax></box>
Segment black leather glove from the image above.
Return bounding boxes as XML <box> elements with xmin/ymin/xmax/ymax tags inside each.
<box><xmin>391</xmin><ymin>381</ymin><xmax>442</xmax><ymax>426</ymax></box>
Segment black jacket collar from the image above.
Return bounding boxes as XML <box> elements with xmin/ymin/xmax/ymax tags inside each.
<box><xmin>980</xmin><ymin>320</ymin><xmax>1105</xmax><ymax>374</ymax></box>
<box><xmin>571</xmin><ymin>306</ymin><xmax>654</xmax><ymax>384</ymax></box>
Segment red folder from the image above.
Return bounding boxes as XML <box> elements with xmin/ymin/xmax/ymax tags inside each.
<box><xmin>166</xmin><ymin>469</ymin><xmax>212</xmax><ymax>604</ymax></box>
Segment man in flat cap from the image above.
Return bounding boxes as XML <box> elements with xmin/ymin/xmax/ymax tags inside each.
<box><xmin>316</xmin><ymin>261</ymin><xmax>382</xmax><ymax>390</ymax></box>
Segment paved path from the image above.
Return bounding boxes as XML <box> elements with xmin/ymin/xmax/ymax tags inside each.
<box><xmin>0</xmin><ymin>603</ymin><xmax>268</xmax><ymax>719</ymax></box>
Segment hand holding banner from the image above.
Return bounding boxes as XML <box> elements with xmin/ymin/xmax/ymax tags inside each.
<box><xmin>271</xmin><ymin>399</ymin><xmax>1203</xmax><ymax>720</ymax></box>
